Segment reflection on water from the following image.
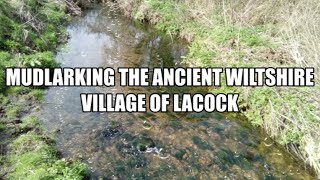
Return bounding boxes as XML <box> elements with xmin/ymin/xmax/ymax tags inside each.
<box><xmin>39</xmin><ymin>6</ymin><xmax>314</xmax><ymax>179</ymax></box>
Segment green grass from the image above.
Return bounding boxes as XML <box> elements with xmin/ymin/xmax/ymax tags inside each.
<box><xmin>0</xmin><ymin>93</ymin><xmax>9</xmax><ymax>106</ymax></box>
<box><xmin>27</xmin><ymin>89</ymin><xmax>45</xmax><ymax>101</ymax></box>
<box><xmin>5</xmin><ymin>106</ymin><xmax>23</xmax><ymax>119</ymax></box>
<box><xmin>0</xmin><ymin>1</ymin><xmax>90</xmax><ymax>179</ymax></box>
<box><xmin>8</xmin><ymin>132</ymin><xmax>89</xmax><ymax>180</ymax></box>
<box><xmin>20</xmin><ymin>116</ymin><xmax>41</xmax><ymax>131</ymax></box>
<box><xmin>7</xmin><ymin>87</ymin><xmax>32</xmax><ymax>95</ymax></box>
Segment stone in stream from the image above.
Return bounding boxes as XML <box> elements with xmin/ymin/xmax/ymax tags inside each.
<box><xmin>132</xmin><ymin>133</ymin><xmax>156</xmax><ymax>152</ymax></box>
<box><xmin>116</xmin><ymin>132</ymin><xmax>157</xmax><ymax>158</ymax></box>
<box><xmin>174</xmin><ymin>149</ymin><xmax>187</xmax><ymax>160</ymax></box>
<box><xmin>101</xmin><ymin>121</ymin><xmax>123</xmax><ymax>139</ymax></box>
<box><xmin>215</xmin><ymin>148</ymin><xmax>253</xmax><ymax>171</ymax></box>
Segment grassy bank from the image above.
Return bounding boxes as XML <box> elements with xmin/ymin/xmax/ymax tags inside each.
<box><xmin>0</xmin><ymin>0</ymin><xmax>89</xmax><ymax>179</ymax></box>
<box><xmin>113</xmin><ymin>0</ymin><xmax>320</xmax><ymax>176</ymax></box>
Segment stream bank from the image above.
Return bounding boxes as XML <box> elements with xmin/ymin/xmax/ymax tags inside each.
<box><xmin>0</xmin><ymin>1</ymin><xmax>89</xmax><ymax>179</ymax></box>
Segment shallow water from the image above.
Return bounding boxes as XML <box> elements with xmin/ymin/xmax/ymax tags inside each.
<box><xmin>39</xmin><ymin>6</ymin><xmax>313</xmax><ymax>179</ymax></box>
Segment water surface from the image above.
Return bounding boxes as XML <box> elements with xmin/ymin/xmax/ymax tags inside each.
<box><xmin>39</xmin><ymin>6</ymin><xmax>313</xmax><ymax>179</ymax></box>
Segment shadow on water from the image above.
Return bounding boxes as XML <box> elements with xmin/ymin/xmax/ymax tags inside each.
<box><xmin>38</xmin><ymin>5</ymin><xmax>314</xmax><ymax>179</ymax></box>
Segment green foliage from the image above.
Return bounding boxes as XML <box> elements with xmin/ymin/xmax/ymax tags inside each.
<box><xmin>0</xmin><ymin>93</ymin><xmax>9</xmax><ymax>106</ymax></box>
<box><xmin>0</xmin><ymin>123</ymin><xmax>5</xmax><ymax>132</ymax></box>
<box><xmin>5</xmin><ymin>106</ymin><xmax>23</xmax><ymax>119</ymax></box>
<box><xmin>0</xmin><ymin>51</ymin><xmax>13</xmax><ymax>93</ymax></box>
<box><xmin>0</xmin><ymin>1</ymin><xmax>89</xmax><ymax>179</ymax></box>
<box><xmin>0</xmin><ymin>0</ymin><xmax>68</xmax><ymax>53</ymax></box>
<box><xmin>0</xmin><ymin>68</ymin><xmax>5</xmax><ymax>93</ymax></box>
<box><xmin>208</xmin><ymin>26</ymin><xmax>270</xmax><ymax>47</ymax></box>
<box><xmin>280</xmin><ymin>127</ymin><xmax>303</xmax><ymax>145</ymax></box>
<box><xmin>21</xmin><ymin>52</ymin><xmax>58</xmax><ymax>68</ymax></box>
<box><xmin>244</xmin><ymin>87</ymin><xmax>274</xmax><ymax>126</ymax></box>
<box><xmin>129</xmin><ymin>0</ymin><xmax>320</xmax><ymax>175</ymax></box>
<box><xmin>9</xmin><ymin>132</ymin><xmax>89</xmax><ymax>180</ymax></box>
<box><xmin>187</xmin><ymin>42</ymin><xmax>216</xmax><ymax>67</ymax></box>
<box><xmin>0</xmin><ymin>0</ymin><xmax>65</xmax><ymax>94</ymax></box>
<box><xmin>20</xmin><ymin>116</ymin><xmax>41</xmax><ymax>131</ymax></box>
<box><xmin>28</xmin><ymin>89</ymin><xmax>45</xmax><ymax>101</ymax></box>
<box><xmin>148</xmin><ymin>0</ymin><xmax>180</xmax><ymax>34</ymax></box>
<box><xmin>244</xmin><ymin>87</ymin><xmax>318</xmax><ymax>145</ymax></box>
<box><xmin>7</xmin><ymin>87</ymin><xmax>32</xmax><ymax>95</ymax></box>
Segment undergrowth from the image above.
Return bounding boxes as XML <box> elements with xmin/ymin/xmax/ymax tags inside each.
<box><xmin>0</xmin><ymin>0</ymin><xmax>67</xmax><ymax>92</ymax></box>
<box><xmin>8</xmin><ymin>130</ymin><xmax>89</xmax><ymax>180</ymax></box>
<box><xmin>0</xmin><ymin>0</ymin><xmax>89</xmax><ymax>179</ymax></box>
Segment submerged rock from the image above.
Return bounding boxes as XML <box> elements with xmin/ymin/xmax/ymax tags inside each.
<box><xmin>132</xmin><ymin>134</ymin><xmax>156</xmax><ymax>152</ymax></box>
<box><xmin>264</xmin><ymin>174</ymin><xmax>277</xmax><ymax>180</ymax></box>
<box><xmin>212</xmin><ymin>126</ymin><xmax>224</xmax><ymax>134</ymax></box>
<box><xmin>126</xmin><ymin>156</ymin><xmax>147</xmax><ymax>168</ymax></box>
<box><xmin>212</xmin><ymin>112</ymin><xmax>224</xmax><ymax>121</ymax></box>
<box><xmin>192</xmin><ymin>136</ymin><xmax>213</xmax><ymax>150</ymax></box>
<box><xmin>174</xmin><ymin>149</ymin><xmax>187</xmax><ymax>160</ymax></box>
<box><xmin>168</xmin><ymin>119</ymin><xmax>183</xmax><ymax>130</ymax></box>
<box><xmin>215</xmin><ymin>148</ymin><xmax>252</xmax><ymax>170</ymax></box>
<box><xmin>102</xmin><ymin>127</ymin><xmax>122</xmax><ymax>138</ymax></box>
<box><xmin>187</xmin><ymin>111</ymin><xmax>211</xmax><ymax>120</ymax></box>
<box><xmin>116</xmin><ymin>142</ymin><xmax>138</xmax><ymax>158</ymax></box>
<box><xmin>101</xmin><ymin>121</ymin><xmax>123</xmax><ymax>139</ymax></box>
<box><xmin>116</xmin><ymin>132</ymin><xmax>158</xmax><ymax>157</ymax></box>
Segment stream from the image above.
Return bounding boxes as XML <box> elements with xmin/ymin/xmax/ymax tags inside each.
<box><xmin>39</xmin><ymin>6</ymin><xmax>313</xmax><ymax>179</ymax></box>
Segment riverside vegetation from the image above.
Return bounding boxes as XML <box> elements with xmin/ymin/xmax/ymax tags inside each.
<box><xmin>0</xmin><ymin>1</ymin><xmax>89</xmax><ymax>179</ymax></box>
<box><xmin>113</xmin><ymin>0</ymin><xmax>320</xmax><ymax>177</ymax></box>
